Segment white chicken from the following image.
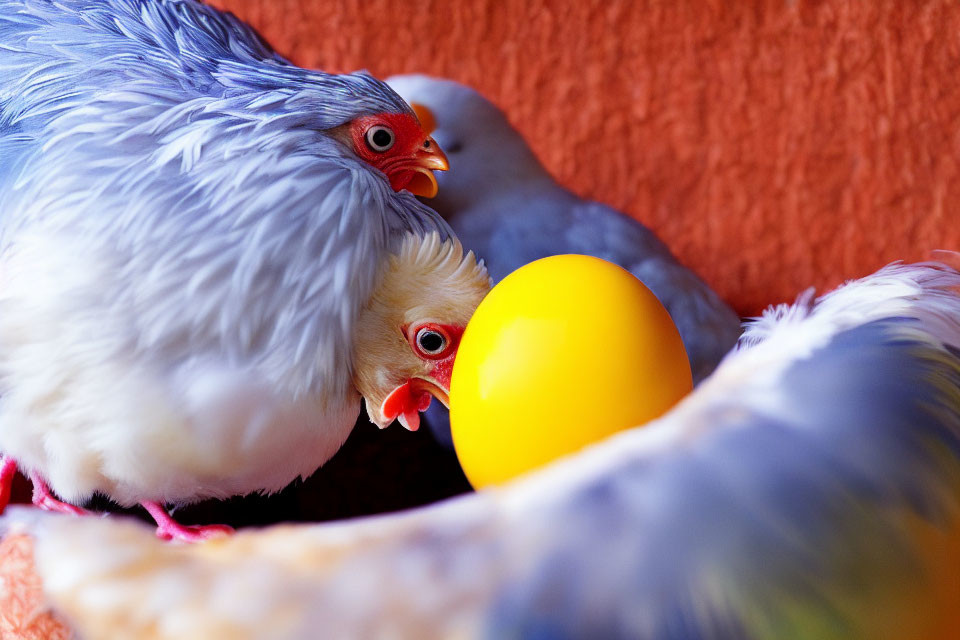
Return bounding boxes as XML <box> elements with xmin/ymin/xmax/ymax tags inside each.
<box><xmin>0</xmin><ymin>0</ymin><xmax>490</xmax><ymax>541</ymax></box>
<box><xmin>5</xmin><ymin>260</ymin><xmax>959</xmax><ymax>639</ymax></box>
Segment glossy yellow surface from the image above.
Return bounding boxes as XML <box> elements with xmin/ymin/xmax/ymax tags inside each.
<box><xmin>450</xmin><ymin>255</ymin><xmax>693</xmax><ymax>489</ymax></box>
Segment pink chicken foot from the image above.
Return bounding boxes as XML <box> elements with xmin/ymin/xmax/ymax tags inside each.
<box><xmin>0</xmin><ymin>456</ymin><xmax>233</xmax><ymax>543</ymax></box>
<box><xmin>29</xmin><ymin>472</ymin><xmax>90</xmax><ymax>516</ymax></box>
<box><xmin>140</xmin><ymin>501</ymin><xmax>233</xmax><ymax>542</ymax></box>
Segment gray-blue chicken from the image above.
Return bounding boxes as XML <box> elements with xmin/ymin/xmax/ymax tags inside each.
<box><xmin>0</xmin><ymin>0</ymin><xmax>490</xmax><ymax>541</ymax></box>
<box><xmin>388</xmin><ymin>74</ymin><xmax>742</xmax><ymax>446</ymax></box>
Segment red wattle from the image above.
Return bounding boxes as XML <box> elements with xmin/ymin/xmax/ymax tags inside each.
<box><xmin>381</xmin><ymin>382</ymin><xmax>413</xmax><ymax>421</ymax></box>
<box><xmin>381</xmin><ymin>382</ymin><xmax>432</xmax><ymax>429</ymax></box>
<box><xmin>401</xmin><ymin>410</ymin><xmax>421</xmax><ymax>432</ymax></box>
<box><xmin>417</xmin><ymin>393</ymin><xmax>432</xmax><ymax>411</ymax></box>
<box><xmin>389</xmin><ymin>171</ymin><xmax>414</xmax><ymax>193</ymax></box>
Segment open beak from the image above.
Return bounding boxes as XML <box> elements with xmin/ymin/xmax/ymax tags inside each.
<box><xmin>393</xmin><ymin>140</ymin><xmax>448</xmax><ymax>199</ymax></box>
<box><xmin>410</xmin><ymin>377</ymin><xmax>450</xmax><ymax>409</ymax></box>
<box><xmin>371</xmin><ymin>376</ymin><xmax>450</xmax><ymax>432</ymax></box>
<box><xmin>403</xmin><ymin>103</ymin><xmax>445</xmax><ymax>198</ymax></box>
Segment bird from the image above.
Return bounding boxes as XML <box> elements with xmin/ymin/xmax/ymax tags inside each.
<box><xmin>0</xmin><ymin>0</ymin><xmax>490</xmax><ymax>541</ymax></box>
<box><xmin>387</xmin><ymin>74</ymin><xmax>742</xmax><ymax>446</ymax></box>
<box><xmin>5</xmin><ymin>259</ymin><xmax>959</xmax><ymax>639</ymax></box>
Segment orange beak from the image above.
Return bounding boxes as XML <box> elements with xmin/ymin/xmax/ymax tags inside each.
<box><xmin>394</xmin><ymin>103</ymin><xmax>446</xmax><ymax>198</ymax></box>
<box><xmin>410</xmin><ymin>377</ymin><xmax>450</xmax><ymax>409</ymax></box>
<box><xmin>375</xmin><ymin>376</ymin><xmax>450</xmax><ymax>432</ymax></box>
<box><xmin>397</xmin><ymin>139</ymin><xmax>448</xmax><ymax>199</ymax></box>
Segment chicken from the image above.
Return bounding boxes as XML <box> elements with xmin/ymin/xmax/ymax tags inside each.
<box><xmin>0</xmin><ymin>0</ymin><xmax>490</xmax><ymax>541</ymax></box>
<box><xmin>387</xmin><ymin>74</ymin><xmax>742</xmax><ymax>446</ymax></box>
<box><xmin>4</xmin><ymin>260</ymin><xmax>959</xmax><ymax>639</ymax></box>
<box><xmin>353</xmin><ymin>233</ymin><xmax>490</xmax><ymax>432</ymax></box>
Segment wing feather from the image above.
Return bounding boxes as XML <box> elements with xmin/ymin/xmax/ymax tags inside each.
<box><xmin>11</xmin><ymin>262</ymin><xmax>959</xmax><ymax>639</ymax></box>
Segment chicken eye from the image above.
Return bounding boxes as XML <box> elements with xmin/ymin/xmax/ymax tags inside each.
<box><xmin>365</xmin><ymin>125</ymin><xmax>395</xmax><ymax>152</ymax></box>
<box><xmin>416</xmin><ymin>328</ymin><xmax>446</xmax><ymax>356</ymax></box>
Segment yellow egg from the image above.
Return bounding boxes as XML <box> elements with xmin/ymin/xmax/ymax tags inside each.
<box><xmin>450</xmin><ymin>255</ymin><xmax>693</xmax><ymax>489</ymax></box>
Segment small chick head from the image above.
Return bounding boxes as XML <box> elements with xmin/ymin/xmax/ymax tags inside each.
<box><xmin>353</xmin><ymin>232</ymin><xmax>491</xmax><ymax>431</ymax></box>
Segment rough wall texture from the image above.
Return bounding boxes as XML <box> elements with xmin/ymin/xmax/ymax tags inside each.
<box><xmin>0</xmin><ymin>535</ymin><xmax>71</xmax><ymax>639</ymax></box>
<box><xmin>210</xmin><ymin>0</ymin><xmax>959</xmax><ymax>315</ymax></box>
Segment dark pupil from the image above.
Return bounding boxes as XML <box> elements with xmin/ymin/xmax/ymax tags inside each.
<box><xmin>419</xmin><ymin>331</ymin><xmax>444</xmax><ymax>353</ymax></box>
<box><xmin>372</xmin><ymin>129</ymin><xmax>392</xmax><ymax>148</ymax></box>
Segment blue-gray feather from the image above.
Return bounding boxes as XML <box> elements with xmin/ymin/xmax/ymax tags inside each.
<box><xmin>0</xmin><ymin>0</ymin><xmax>447</xmax><ymax>400</ymax></box>
<box><xmin>0</xmin><ymin>0</ymin><xmax>415</xmax><ymax>205</ymax></box>
<box><xmin>9</xmin><ymin>263</ymin><xmax>960</xmax><ymax>639</ymax></box>
<box><xmin>386</xmin><ymin>74</ymin><xmax>741</xmax><ymax>447</ymax></box>
<box><xmin>481</xmin><ymin>266</ymin><xmax>960</xmax><ymax>639</ymax></box>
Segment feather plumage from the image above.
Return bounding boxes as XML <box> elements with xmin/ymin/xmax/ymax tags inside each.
<box><xmin>386</xmin><ymin>74</ymin><xmax>741</xmax><ymax>447</ymax></box>
<box><xmin>386</xmin><ymin>74</ymin><xmax>741</xmax><ymax>385</ymax></box>
<box><xmin>7</xmin><ymin>260</ymin><xmax>959</xmax><ymax>639</ymax></box>
<box><xmin>0</xmin><ymin>1</ymin><xmax>452</xmax><ymax>518</ymax></box>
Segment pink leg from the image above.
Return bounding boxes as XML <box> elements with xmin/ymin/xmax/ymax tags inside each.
<box><xmin>141</xmin><ymin>501</ymin><xmax>233</xmax><ymax>543</ymax></box>
<box><xmin>0</xmin><ymin>457</ymin><xmax>17</xmax><ymax>514</ymax></box>
<box><xmin>29</xmin><ymin>472</ymin><xmax>89</xmax><ymax>516</ymax></box>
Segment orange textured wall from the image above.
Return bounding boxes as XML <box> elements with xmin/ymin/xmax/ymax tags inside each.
<box><xmin>209</xmin><ymin>0</ymin><xmax>959</xmax><ymax>315</ymax></box>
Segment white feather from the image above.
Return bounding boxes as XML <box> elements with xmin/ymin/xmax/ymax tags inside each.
<box><xmin>14</xmin><ymin>261</ymin><xmax>960</xmax><ymax>639</ymax></box>
<box><xmin>0</xmin><ymin>1</ymin><xmax>449</xmax><ymax>508</ymax></box>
